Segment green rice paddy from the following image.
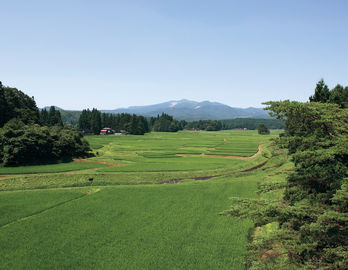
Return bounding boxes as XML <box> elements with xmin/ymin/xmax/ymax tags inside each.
<box><xmin>0</xmin><ymin>130</ymin><xmax>288</xmax><ymax>269</ymax></box>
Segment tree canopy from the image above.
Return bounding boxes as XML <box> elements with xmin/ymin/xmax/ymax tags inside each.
<box><xmin>39</xmin><ymin>106</ymin><xmax>63</xmax><ymax>127</ymax></box>
<box><xmin>0</xmin><ymin>83</ymin><xmax>90</xmax><ymax>166</ymax></box>
<box><xmin>150</xmin><ymin>113</ymin><xmax>183</xmax><ymax>132</ymax></box>
<box><xmin>257</xmin><ymin>123</ymin><xmax>270</xmax><ymax>135</ymax></box>
<box><xmin>78</xmin><ymin>109</ymin><xmax>150</xmax><ymax>135</ymax></box>
<box><xmin>0</xmin><ymin>82</ymin><xmax>39</xmax><ymax>127</ymax></box>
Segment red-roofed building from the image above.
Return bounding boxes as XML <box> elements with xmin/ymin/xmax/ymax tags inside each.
<box><xmin>100</xmin><ymin>128</ymin><xmax>115</xmax><ymax>135</ymax></box>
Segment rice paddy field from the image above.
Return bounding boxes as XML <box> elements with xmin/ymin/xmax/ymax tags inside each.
<box><xmin>0</xmin><ymin>130</ymin><xmax>289</xmax><ymax>269</ymax></box>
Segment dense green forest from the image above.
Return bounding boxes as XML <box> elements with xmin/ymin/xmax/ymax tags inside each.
<box><xmin>186</xmin><ymin>118</ymin><xmax>284</xmax><ymax>131</ymax></box>
<box><xmin>225</xmin><ymin>80</ymin><xmax>348</xmax><ymax>269</ymax></box>
<box><xmin>39</xmin><ymin>106</ymin><xmax>63</xmax><ymax>127</ymax></box>
<box><xmin>56</xmin><ymin>107</ymin><xmax>284</xmax><ymax>131</ymax></box>
<box><xmin>149</xmin><ymin>113</ymin><xmax>184</xmax><ymax>132</ymax></box>
<box><xmin>0</xmin><ymin>82</ymin><xmax>90</xmax><ymax>166</ymax></box>
<box><xmin>78</xmin><ymin>109</ymin><xmax>150</xmax><ymax>135</ymax></box>
<box><xmin>76</xmin><ymin>108</ymin><xmax>283</xmax><ymax>133</ymax></box>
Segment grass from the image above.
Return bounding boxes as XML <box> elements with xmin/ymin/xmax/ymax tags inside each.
<box><xmin>0</xmin><ymin>188</ymin><xmax>89</xmax><ymax>227</ymax></box>
<box><xmin>0</xmin><ymin>130</ymin><xmax>288</xmax><ymax>269</ymax></box>
<box><xmin>0</xmin><ymin>179</ymin><xmax>257</xmax><ymax>269</ymax></box>
<box><xmin>0</xmin><ymin>161</ymin><xmax>109</xmax><ymax>175</ymax></box>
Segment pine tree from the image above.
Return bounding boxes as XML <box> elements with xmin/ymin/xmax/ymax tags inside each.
<box><xmin>39</xmin><ymin>109</ymin><xmax>49</xmax><ymax>126</ymax></box>
<box><xmin>309</xmin><ymin>79</ymin><xmax>331</xmax><ymax>103</ymax></box>
<box><xmin>0</xmin><ymin>81</ymin><xmax>8</xmax><ymax>127</ymax></box>
<box><xmin>47</xmin><ymin>106</ymin><xmax>63</xmax><ymax>127</ymax></box>
<box><xmin>90</xmin><ymin>108</ymin><xmax>101</xmax><ymax>134</ymax></box>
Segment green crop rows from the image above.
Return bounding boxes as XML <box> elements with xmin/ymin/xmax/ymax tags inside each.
<box><xmin>0</xmin><ymin>130</ymin><xmax>289</xmax><ymax>269</ymax></box>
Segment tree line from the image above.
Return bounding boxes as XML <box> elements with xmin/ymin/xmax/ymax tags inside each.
<box><xmin>39</xmin><ymin>106</ymin><xmax>63</xmax><ymax>127</ymax></box>
<box><xmin>185</xmin><ymin>118</ymin><xmax>284</xmax><ymax>131</ymax></box>
<box><xmin>0</xmin><ymin>82</ymin><xmax>90</xmax><ymax>166</ymax></box>
<box><xmin>77</xmin><ymin>108</ymin><xmax>283</xmax><ymax>134</ymax></box>
<box><xmin>225</xmin><ymin>79</ymin><xmax>348</xmax><ymax>269</ymax></box>
<box><xmin>78</xmin><ymin>109</ymin><xmax>150</xmax><ymax>135</ymax></box>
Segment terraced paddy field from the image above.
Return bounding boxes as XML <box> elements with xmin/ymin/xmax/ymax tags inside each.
<box><xmin>0</xmin><ymin>130</ymin><xmax>289</xmax><ymax>269</ymax></box>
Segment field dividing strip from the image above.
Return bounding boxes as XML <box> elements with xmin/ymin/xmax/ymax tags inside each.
<box><xmin>0</xmin><ymin>193</ymin><xmax>91</xmax><ymax>229</ymax></box>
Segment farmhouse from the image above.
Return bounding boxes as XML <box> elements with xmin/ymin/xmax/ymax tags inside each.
<box><xmin>100</xmin><ymin>127</ymin><xmax>115</xmax><ymax>135</ymax></box>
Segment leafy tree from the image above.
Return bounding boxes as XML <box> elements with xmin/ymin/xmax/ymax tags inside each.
<box><xmin>151</xmin><ymin>113</ymin><xmax>182</xmax><ymax>132</ymax></box>
<box><xmin>0</xmin><ymin>84</ymin><xmax>39</xmax><ymax>127</ymax></box>
<box><xmin>0</xmin><ymin>120</ymin><xmax>90</xmax><ymax>166</ymax></box>
<box><xmin>257</xmin><ymin>123</ymin><xmax>270</xmax><ymax>134</ymax></box>
<box><xmin>0</xmin><ymin>83</ymin><xmax>91</xmax><ymax>166</ymax></box>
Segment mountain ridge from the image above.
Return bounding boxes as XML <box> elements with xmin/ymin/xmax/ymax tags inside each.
<box><xmin>44</xmin><ymin>99</ymin><xmax>271</xmax><ymax>122</ymax></box>
<box><xmin>101</xmin><ymin>99</ymin><xmax>270</xmax><ymax>121</ymax></box>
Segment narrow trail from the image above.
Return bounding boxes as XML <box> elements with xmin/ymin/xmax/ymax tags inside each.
<box><xmin>159</xmin><ymin>144</ymin><xmax>267</xmax><ymax>184</ymax></box>
<box><xmin>177</xmin><ymin>144</ymin><xmax>263</xmax><ymax>160</ymax></box>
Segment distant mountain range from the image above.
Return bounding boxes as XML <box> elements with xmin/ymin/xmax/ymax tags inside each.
<box><xmin>101</xmin><ymin>99</ymin><xmax>271</xmax><ymax>121</ymax></box>
<box><xmin>44</xmin><ymin>100</ymin><xmax>271</xmax><ymax>123</ymax></box>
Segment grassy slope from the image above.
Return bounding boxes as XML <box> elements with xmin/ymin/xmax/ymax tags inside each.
<box><xmin>0</xmin><ymin>130</ymin><xmax>286</xmax><ymax>269</ymax></box>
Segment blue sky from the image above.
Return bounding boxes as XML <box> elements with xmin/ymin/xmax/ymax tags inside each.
<box><xmin>1</xmin><ymin>0</ymin><xmax>347</xmax><ymax>109</ymax></box>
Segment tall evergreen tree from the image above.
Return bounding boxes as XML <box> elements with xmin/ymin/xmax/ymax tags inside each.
<box><xmin>0</xmin><ymin>81</ymin><xmax>8</xmax><ymax>127</ymax></box>
<box><xmin>90</xmin><ymin>108</ymin><xmax>102</xmax><ymax>135</ymax></box>
<box><xmin>39</xmin><ymin>109</ymin><xmax>49</xmax><ymax>126</ymax></box>
<box><xmin>47</xmin><ymin>106</ymin><xmax>63</xmax><ymax>127</ymax></box>
<box><xmin>309</xmin><ymin>79</ymin><xmax>331</xmax><ymax>103</ymax></box>
<box><xmin>329</xmin><ymin>84</ymin><xmax>348</xmax><ymax>108</ymax></box>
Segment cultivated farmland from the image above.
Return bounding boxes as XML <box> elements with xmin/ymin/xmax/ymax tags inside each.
<box><xmin>0</xmin><ymin>130</ymin><xmax>289</xmax><ymax>269</ymax></box>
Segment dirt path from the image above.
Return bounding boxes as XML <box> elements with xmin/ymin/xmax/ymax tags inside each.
<box><xmin>160</xmin><ymin>144</ymin><xmax>267</xmax><ymax>184</ymax></box>
<box><xmin>177</xmin><ymin>144</ymin><xmax>263</xmax><ymax>160</ymax></box>
<box><xmin>73</xmin><ymin>159</ymin><xmax>120</xmax><ymax>166</ymax></box>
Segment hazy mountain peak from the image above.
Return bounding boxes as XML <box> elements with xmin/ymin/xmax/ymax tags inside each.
<box><xmin>101</xmin><ymin>100</ymin><xmax>270</xmax><ymax>121</ymax></box>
